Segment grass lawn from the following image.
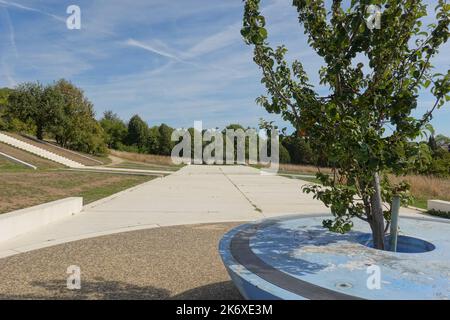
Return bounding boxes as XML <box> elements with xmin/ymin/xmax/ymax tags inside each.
<box><xmin>410</xmin><ymin>198</ymin><xmax>428</xmax><ymax>210</ymax></box>
<box><xmin>0</xmin><ymin>169</ymin><xmax>155</xmax><ymax>214</ymax></box>
<box><xmin>0</xmin><ymin>157</ymin><xmax>29</xmax><ymax>172</ymax></box>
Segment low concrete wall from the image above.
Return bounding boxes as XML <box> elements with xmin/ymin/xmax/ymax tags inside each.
<box><xmin>428</xmin><ymin>200</ymin><xmax>450</xmax><ymax>212</ymax></box>
<box><xmin>0</xmin><ymin>197</ymin><xmax>83</xmax><ymax>242</ymax></box>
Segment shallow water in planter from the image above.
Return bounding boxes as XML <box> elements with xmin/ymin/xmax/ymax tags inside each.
<box><xmin>358</xmin><ymin>234</ymin><xmax>436</xmax><ymax>253</ymax></box>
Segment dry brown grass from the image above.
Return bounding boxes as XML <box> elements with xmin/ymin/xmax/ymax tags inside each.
<box><xmin>278</xmin><ymin>163</ymin><xmax>332</xmax><ymax>174</ymax></box>
<box><xmin>109</xmin><ymin>150</ymin><xmax>181</xmax><ymax>167</ymax></box>
<box><xmin>389</xmin><ymin>174</ymin><xmax>450</xmax><ymax>202</ymax></box>
<box><xmin>280</xmin><ymin>164</ymin><xmax>450</xmax><ymax>202</ymax></box>
<box><xmin>278</xmin><ymin>162</ymin><xmax>449</xmax><ymax>205</ymax></box>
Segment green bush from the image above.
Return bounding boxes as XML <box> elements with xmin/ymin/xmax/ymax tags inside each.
<box><xmin>428</xmin><ymin>148</ymin><xmax>450</xmax><ymax>177</ymax></box>
<box><xmin>427</xmin><ymin>209</ymin><xmax>450</xmax><ymax>219</ymax></box>
<box><xmin>279</xmin><ymin>144</ymin><xmax>291</xmax><ymax>164</ymax></box>
<box><xmin>282</xmin><ymin>135</ymin><xmax>314</xmax><ymax>165</ymax></box>
<box><xmin>115</xmin><ymin>142</ymin><xmax>140</xmax><ymax>154</ymax></box>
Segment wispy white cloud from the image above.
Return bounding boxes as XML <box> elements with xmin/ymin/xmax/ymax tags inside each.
<box><xmin>0</xmin><ymin>0</ymin><xmax>65</xmax><ymax>23</ymax></box>
<box><xmin>124</xmin><ymin>38</ymin><xmax>183</xmax><ymax>62</ymax></box>
<box><xmin>185</xmin><ymin>22</ymin><xmax>242</xmax><ymax>58</ymax></box>
<box><xmin>1</xmin><ymin>0</ymin><xmax>447</xmax><ymax>135</ymax></box>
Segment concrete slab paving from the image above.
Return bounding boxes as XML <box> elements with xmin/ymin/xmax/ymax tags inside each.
<box><xmin>0</xmin><ymin>165</ymin><xmax>423</xmax><ymax>259</ymax></box>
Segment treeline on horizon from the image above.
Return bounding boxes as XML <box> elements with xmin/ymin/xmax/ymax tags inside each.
<box><xmin>0</xmin><ymin>79</ymin><xmax>449</xmax><ymax>176</ymax></box>
<box><xmin>99</xmin><ymin>112</ymin><xmax>321</xmax><ymax>166</ymax></box>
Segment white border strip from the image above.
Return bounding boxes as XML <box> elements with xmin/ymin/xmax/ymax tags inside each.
<box><xmin>0</xmin><ymin>151</ymin><xmax>37</xmax><ymax>170</ymax></box>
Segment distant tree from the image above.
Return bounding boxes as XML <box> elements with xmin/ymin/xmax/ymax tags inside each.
<box><xmin>225</xmin><ymin>124</ymin><xmax>246</xmax><ymax>131</ymax></box>
<box><xmin>435</xmin><ymin>134</ymin><xmax>450</xmax><ymax>148</ymax></box>
<box><xmin>258</xmin><ymin>120</ymin><xmax>278</xmax><ymax>158</ymax></box>
<box><xmin>428</xmin><ymin>135</ymin><xmax>438</xmax><ymax>152</ymax></box>
<box><xmin>147</xmin><ymin>126</ymin><xmax>161</xmax><ymax>154</ymax></box>
<box><xmin>0</xmin><ymin>88</ymin><xmax>12</xmax><ymax>108</ymax></box>
<box><xmin>7</xmin><ymin>82</ymin><xmax>61</xmax><ymax>139</ymax></box>
<box><xmin>0</xmin><ymin>88</ymin><xmax>14</xmax><ymax>130</ymax></box>
<box><xmin>279</xmin><ymin>144</ymin><xmax>291</xmax><ymax>163</ymax></box>
<box><xmin>158</xmin><ymin>124</ymin><xmax>174</xmax><ymax>156</ymax></box>
<box><xmin>50</xmin><ymin>79</ymin><xmax>107</xmax><ymax>154</ymax></box>
<box><xmin>425</xmin><ymin>134</ymin><xmax>450</xmax><ymax>176</ymax></box>
<box><xmin>223</xmin><ymin>124</ymin><xmax>253</xmax><ymax>163</ymax></box>
<box><xmin>187</xmin><ymin>127</ymin><xmax>197</xmax><ymax>160</ymax></box>
<box><xmin>243</xmin><ymin>0</ymin><xmax>449</xmax><ymax>249</ymax></box>
<box><xmin>282</xmin><ymin>133</ymin><xmax>314</xmax><ymax>165</ymax></box>
<box><xmin>127</xmin><ymin>115</ymin><xmax>148</xmax><ymax>152</ymax></box>
<box><xmin>100</xmin><ymin>111</ymin><xmax>128</xmax><ymax>149</ymax></box>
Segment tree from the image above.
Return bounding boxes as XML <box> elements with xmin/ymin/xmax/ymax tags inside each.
<box><xmin>7</xmin><ymin>82</ymin><xmax>61</xmax><ymax>139</ymax></box>
<box><xmin>0</xmin><ymin>88</ymin><xmax>11</xmax><ymax>108</ymax></box>
<box><xmin>279</xmin><ymin>144</ymin><xmax>291</xmax><ymax>164</ymax></box>
<box><xmin>147</xmin><ymin>126</ymin><xmax>161</xmax><ymax>154</ymax></box>
<box><xmin>100</xmin><ymin>111</ymin><xmax>128</xmax><ymax>149</ymax></box>
<box><xmin>127</xmin><ymin>115</ymin><xmax>148</xmax><ymax>152</ymax></box>
<box><xmin>158</xmin><ymin>124</ymin><xmax>174</xmax><ymax>156</ymax></box>
<box><xmin>428</xmin><ymin>135</ymin><xmax>438</xmax><ymax>152</ymax></box>
<box><xmin>0</xmin><ymin>88</ymin><xmax>16</xmax><ymax>131</ymax></box>
<box><xmin>242</xmin><ymin>0</ymin><xmax>449</xmax><ymax>249</ymax></box>
<box><xmin>6</xmin><ymin>80</ymin><xmax>107</xmax><ymax>154</ymax></box>
<box><xmin>435</xmin><ymin>134</ymin><xmax>450</xmax><ymax>148</ymax></box>
<box><xmin>51</xmin><ymin>79</ymin><xmax>107</xmax><ymax>154</ymax></box>
<box><xmin>282</xmin><ymin>133</ymin><xmax>314</xmax><ymax>165</ymax></box>
<box><xmin>427</xmin><ymin>134</ymin><xmax>450</xmax><ymax>176</ymax></box>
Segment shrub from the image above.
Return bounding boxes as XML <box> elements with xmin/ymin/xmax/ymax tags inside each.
<box><xmin>427</xmin><ymin>209</ymin><xmax>450</xmax><ymax>219</ymax></box>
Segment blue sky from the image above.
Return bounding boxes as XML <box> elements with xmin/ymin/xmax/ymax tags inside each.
<box><xmin>0</xmin><ymin>0</ymin><xmax>448</xmax><ymax>135</ymax></box>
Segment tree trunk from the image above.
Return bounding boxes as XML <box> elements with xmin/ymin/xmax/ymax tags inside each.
<box><xmin>36</xmin><ymin>126</ymin><xmax>44</xmax><ymax>140</ymax></box>
<box><xmin>370</xmin><ymin>172</ymin><xmax>385</xmax><ymax>250</ymax></box>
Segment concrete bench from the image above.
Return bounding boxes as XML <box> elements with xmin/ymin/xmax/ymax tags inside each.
<box><xmin>0</xmin><ymin>197</ymin><xmax>83</xmax><ymax>242</ymax></box>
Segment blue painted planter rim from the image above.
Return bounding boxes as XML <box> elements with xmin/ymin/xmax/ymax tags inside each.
<box><xmin>219</xmin><ymin>214</ymin><xmax>450</xmax><ymax>300</ymax></box>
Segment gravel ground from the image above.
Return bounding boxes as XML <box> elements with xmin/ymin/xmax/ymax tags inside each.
<box><xmin>0</xmin><ymin>223</ymin><xmax>242</xmax><ymax>300</ymax></box>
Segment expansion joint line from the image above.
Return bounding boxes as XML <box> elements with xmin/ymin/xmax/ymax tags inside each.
<box><xmin>219</xmin><ymin>168</ymin><xmax>264</xmax><ymax>216</ymax></box>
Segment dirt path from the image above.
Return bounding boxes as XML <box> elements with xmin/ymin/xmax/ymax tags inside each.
<box><xmin>107</xmin><ymin>155</ymin><xmax>125</xmax><ymax>166</ymax></box>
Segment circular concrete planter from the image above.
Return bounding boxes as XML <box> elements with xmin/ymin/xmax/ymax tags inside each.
<box><xmin>219</xmin><ymin>215</ymin><xmax>450</xmax><ymax>300</ymax></box>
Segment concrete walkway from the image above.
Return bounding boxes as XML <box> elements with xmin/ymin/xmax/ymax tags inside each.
<box><xmin>0</xmin><ymin>165</ymin><xmax>421</xmax><ymax>259</ymax></box>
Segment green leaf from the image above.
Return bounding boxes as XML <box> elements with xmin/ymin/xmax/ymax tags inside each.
<box><xmin>424</xmin><ymin>124</ymin><xmax>435</xmax><ymax>136</ymax></box>
<box><xmin>258</xmin><ymin>27</ymin><xmax>268</xmax><ymax>40</ymax></box>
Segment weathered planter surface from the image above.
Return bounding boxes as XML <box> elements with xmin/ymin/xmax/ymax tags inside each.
<box><xmin>219</xmin><ymin>215</ymin><xmax>449</xmax><ymax>300</ymax></box>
